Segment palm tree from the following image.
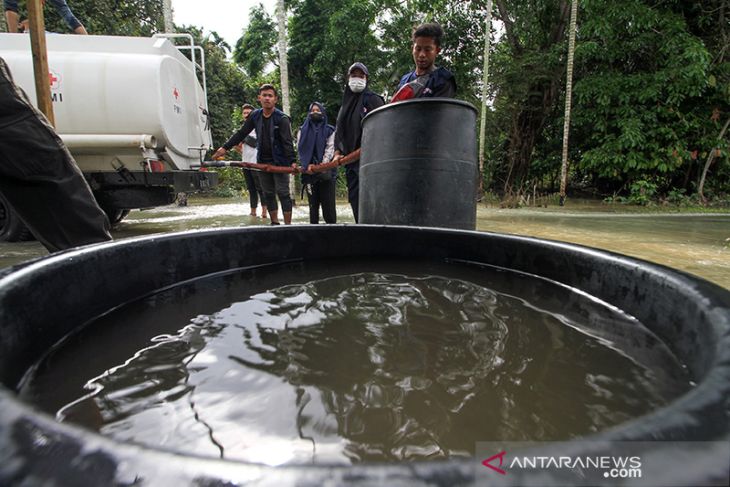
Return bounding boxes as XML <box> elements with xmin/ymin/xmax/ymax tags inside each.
<box><xmin>163</xmin><ymin>0</ymin><xmax>173</xmax><ymax>33</ymax></box>
<box><xmin>559</xmin><ymin>0</ymin><xmax>578</xmax><ymax>206</ymax></box>
<box><xmin>276</xmin><ymin>0</ymin><xmax>290</xmax><ymax>116</ymax></box>
<box><xmin>276</xmin><ymin>0</ymin><xmax>294</xmax><ymax>196</ymax></box>
<box><xmin>207</xmin><ymin>31</ymin><xmax>231</xmax><ymax>54</ymax></box>
<box><xmin>479</xmin><ymin>0</ymin><xmax>494</xmax><ymax>195</ymax></box>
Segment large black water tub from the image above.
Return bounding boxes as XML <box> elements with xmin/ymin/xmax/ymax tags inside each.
<box><xmin>1</xmin><ymin>225</ymin><xmax>729</xmax><ymax>486</ymax></box>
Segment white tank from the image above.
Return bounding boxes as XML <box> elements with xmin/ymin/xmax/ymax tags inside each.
<box><xmin>0</xmin><ymin>33</ymin><xmax>212</xmax><ymax>170</ymax></box>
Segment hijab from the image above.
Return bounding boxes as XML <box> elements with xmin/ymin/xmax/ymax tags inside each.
<box><xmin>298</xmin><ymin>102</ymin><xmax>335</xmax><ymax>170</ymax></box>
<box><xmin>335</xmin><ymin>72</ymin><xmax>374</xmax><ymax>154</ymax></box>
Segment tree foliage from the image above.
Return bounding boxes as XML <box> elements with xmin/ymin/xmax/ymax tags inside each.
<box><xmin>233</xmin><ymin>3</ymin><xmax>277</xmax><ymax>78</ymax></box>
<box><xmin>174</xmin><ymin>25</ymin><xmax>248</xmax><ymax>148</ymax></box>
<box><xmin>21</xmin><ymin>0</ymin><xmax>730</xmax><ymax>201</ymax></box>
<box><xmin>288</xmin><ymin>0</ymin><xmax>383</xmax><ymax>126</ymax></box>
<box><xmin>43</xmin><ymin>0</ymin><xmax>164</xmax><ymax>36</ymax></box>
<box><xmin>572</xmin><ymin>1</ymin><xmax>712</xmax><ymax>188</ymax></box>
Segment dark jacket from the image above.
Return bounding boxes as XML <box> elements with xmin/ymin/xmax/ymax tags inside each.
<box><xmin>397</xmin><ymin>67</ymin><xmax>456</xmax><ymax>98</ymax></box>
<box><xmin>334</xmin><ymin>89</ymin><xmax>385</xmax><ymax>156</ymax></box>
<box><xmin>298</xmin><ymin>102</ymin><xmax>336</xmax><ymax>184</ymax></box>
<box><xmin>223</xmin><ymin>108</ymin><xmax>296</xmax><ymax>166</ymax></box>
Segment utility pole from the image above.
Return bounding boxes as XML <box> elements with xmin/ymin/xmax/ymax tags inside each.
<box><xmin>163</xmin><ymin>0</ymin><xmax>174</xmax><ymax>33</ymax></box>
<box><xmin>479</xmin><ymin>0</ymin><xmax>494</xmax><ymax>196</ymax></box>
<box><xmin>559</xmin><ymin>0</ymin><xmax>578</xmax><ymax>206</ymax></box>
<box><xmin>27</xmin><ymin>0</ymin><xmax>55</xmax><ymax>126</ymax></box>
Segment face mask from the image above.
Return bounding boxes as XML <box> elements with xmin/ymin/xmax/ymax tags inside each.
<box><xmin>310</xmin><ymin>112</ymin><xmax>323</xmax><ymax>122</ymax></box>
<box><xmin>349</xmin><ymin>77</ymin><xmax>367</xmax><ymax>93</ymax></box>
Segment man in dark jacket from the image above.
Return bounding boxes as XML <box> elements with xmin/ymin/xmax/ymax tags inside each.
<box><xmin>213</xmin><ymin>84</ymin><xmax>297</xmax><ymax>225</ymax></box>
<box><xmin>397</xmin><ymin>23</ymin><xmax>456</xmax><ymax>99</ymax></box>
<box><xmin>332</xmin><ymin>62</ymin><xmax>385</xmax><ymax>222</ymax></box>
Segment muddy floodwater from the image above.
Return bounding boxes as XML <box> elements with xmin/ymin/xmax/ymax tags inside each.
<box><xmin>19</xmin><ymin>259</ymin><xmax>691</xmax><ymax>465</ymax></box>
<box><xmin>1</xmin><ymin>198</ymin><xmax>728</xmax><ymax>289</ymax></box>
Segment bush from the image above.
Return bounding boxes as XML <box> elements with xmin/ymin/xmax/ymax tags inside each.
<box><xmin>665</xmin><ymin>188</ymin><xmax>695</xmax><ymax>206</ymax></box>
<box><xmin>627</xmin><ymin>180</ymin><xmax>657</xmax><ymax>206</ymax></box>
<box><xmin>210</xmin><ymin>166</ymin><xmax>247</xmax><ymax>198</ymax></box>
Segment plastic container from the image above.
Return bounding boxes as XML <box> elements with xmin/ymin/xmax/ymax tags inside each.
<box><xmin>359</xmin><ymin>99</ymin><xmax>479</xmax><ymax>229</ymax></box>
<box><xmin>0</xmin><ymin>226</ymin><xmax>729</xmax><ymax>485</ymax></box>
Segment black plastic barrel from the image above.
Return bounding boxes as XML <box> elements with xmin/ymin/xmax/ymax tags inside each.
<box><xmin>1</xmin><ymin>225</ymin><xmax>729</xmax><ymax>486</ymax></box>
<box><xmin>359</xmin><ymin>99</ymin><xmax>479</xmax><ymax>229</ymax></box>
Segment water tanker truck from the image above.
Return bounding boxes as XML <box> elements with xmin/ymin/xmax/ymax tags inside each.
<box><xmin>0</xmin><ymin>33</ymin><xmax>217</xmax><ymax>241</ymax></box>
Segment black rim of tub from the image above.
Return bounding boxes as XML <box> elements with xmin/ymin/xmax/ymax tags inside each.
<box><xmin>1</xmin><ymin>225</ymin><xmax>728</xmax><ymax>485</ymax></box>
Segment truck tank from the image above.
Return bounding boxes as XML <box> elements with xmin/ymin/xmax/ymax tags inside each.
<box><xmin>0</xmin><ymin>33</ymin><xmax>217</xmax><ymax>239</ymax></box>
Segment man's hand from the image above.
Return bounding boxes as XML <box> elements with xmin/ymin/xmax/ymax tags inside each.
<box><xmin>212</xmin><ymin>147</ymin><xmax>227</xmax><ymax>160</ymax></box>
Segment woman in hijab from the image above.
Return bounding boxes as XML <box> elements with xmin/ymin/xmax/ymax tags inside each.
<box><xmin>333</xmin><ymin>62</ymin><xmax>385</xmax><ymax>222</ymax></box>
<box><xmin>298</xmin><ymin>102</ymin><xmax>337</xmax><ymax>224</ymax></box>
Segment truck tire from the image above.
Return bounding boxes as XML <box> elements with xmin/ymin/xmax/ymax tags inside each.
<box><xmin>102</xmin><ymin>207</ymin><xmax>130</xmax><ymax>226</ymax></box>
<box><xmin>0</xmin><ymin>192</ymin><xmax>34</xmax><ymax>242</ymax></box>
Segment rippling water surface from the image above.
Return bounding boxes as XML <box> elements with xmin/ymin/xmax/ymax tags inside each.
<box><xmin>20</xmin><ymin>259</ymin><xmax>691</xmax><ymax>465</ymax></box>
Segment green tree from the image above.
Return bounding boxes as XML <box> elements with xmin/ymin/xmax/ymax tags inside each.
<box><xmin>675</xmin><ymin>0</ymin><xmax>730</xmax><ymax>199</ymax></box>
<box><xmin>233</xmin><ymin>4</ymin><xmax>277</xmax><ymax>78</ymax></box>
<box><xmin>571</xmin><ymin>0</ymin><xmax>714</xmax><ymax>194</ymax></box>
<box><xmin>175</xmin><ymin>25</ymin><xmax>247</xmax><ymax>148</ymax></box>
<box><xmin>43</xmin><ymin>0</ymin><xmax>164</xmax><ymax>36</ymax></box>
<box><xmin>26</xmin><ymin>0</ymin><xmax>730</xmax><ymax>201</ymax></box>
<box><xmin>488</xmin><ymin>0</ymin><xmax>571</xmax><ymax>194</ymax></box>
<box><xmin>288</xmin><ymin>0</ymin><xmax>383</xmax><ymax>125</ymax></box>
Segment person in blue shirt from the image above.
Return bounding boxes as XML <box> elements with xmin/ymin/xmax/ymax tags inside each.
<box><xmin>397</xmin><ymin>23</ymin><xmax>456</xmax><ymax>99</ymax></box>
<box><xmin>5</xmin><ymin>0</ymin><xmax>88</xmax><ymax>34</ymax></box>
<box><xmin>298</xmin><ymin>102</ymin><xmax>336</xmax><ymax>224</ymax></box>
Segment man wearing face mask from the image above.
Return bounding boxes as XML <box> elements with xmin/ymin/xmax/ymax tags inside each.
<box><xmin>333</xmin><ymin>62</ymin><xmax>384</xmax><ymax>222</ymax></box>
<box><xmin>396</xmin><ymin>23</ymin><xmax>456</xmax><ymax>99</ymax></box>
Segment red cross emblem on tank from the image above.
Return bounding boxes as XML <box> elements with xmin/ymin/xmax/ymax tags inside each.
<box><xmin>173</xmin><ymin>87</ymin><xmax>180</xmax><ymax>100</ymax></box>
<box><xmin>48</xmin><ymin>71</ymin><xmax>60</xmax><ymax>90</ymax></box>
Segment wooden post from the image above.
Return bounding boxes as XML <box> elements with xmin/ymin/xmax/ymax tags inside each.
<box><xmin>27</xmin><ymin>0</ymin><xmax>55</xmax><ymax>127</ymax></box>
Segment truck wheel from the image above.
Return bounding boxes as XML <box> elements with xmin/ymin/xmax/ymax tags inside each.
<box><xmin>103</xmin><ymin>207</ymin><xmax>130</xmax><ymax>226</ymax></box>
<box><xmin>0</xmin><ymin>192</ymin><xmax>34</xmax><ymax>242</ymax></box>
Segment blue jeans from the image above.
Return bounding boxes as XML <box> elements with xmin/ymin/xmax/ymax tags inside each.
<box><xmin>4</xmin><ymin>0</ymin><xmax>83</xmax><ymax>30</ymax></box>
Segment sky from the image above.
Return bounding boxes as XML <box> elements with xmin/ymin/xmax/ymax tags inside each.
<box><xmin>171</xmin><ymin>0</ymin><xmax>277</xmax><ymax>50</ymax></box>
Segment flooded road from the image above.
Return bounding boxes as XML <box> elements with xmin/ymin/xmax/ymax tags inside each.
<box><xmin>1</xmin><ymin>198</ymin><xmax>728</xmax><ymax>289</ymax></box>
<box><xmin>476</xmin><ymin>206</ymin><xmax>730</xmax><ymax>290</ymax></box>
